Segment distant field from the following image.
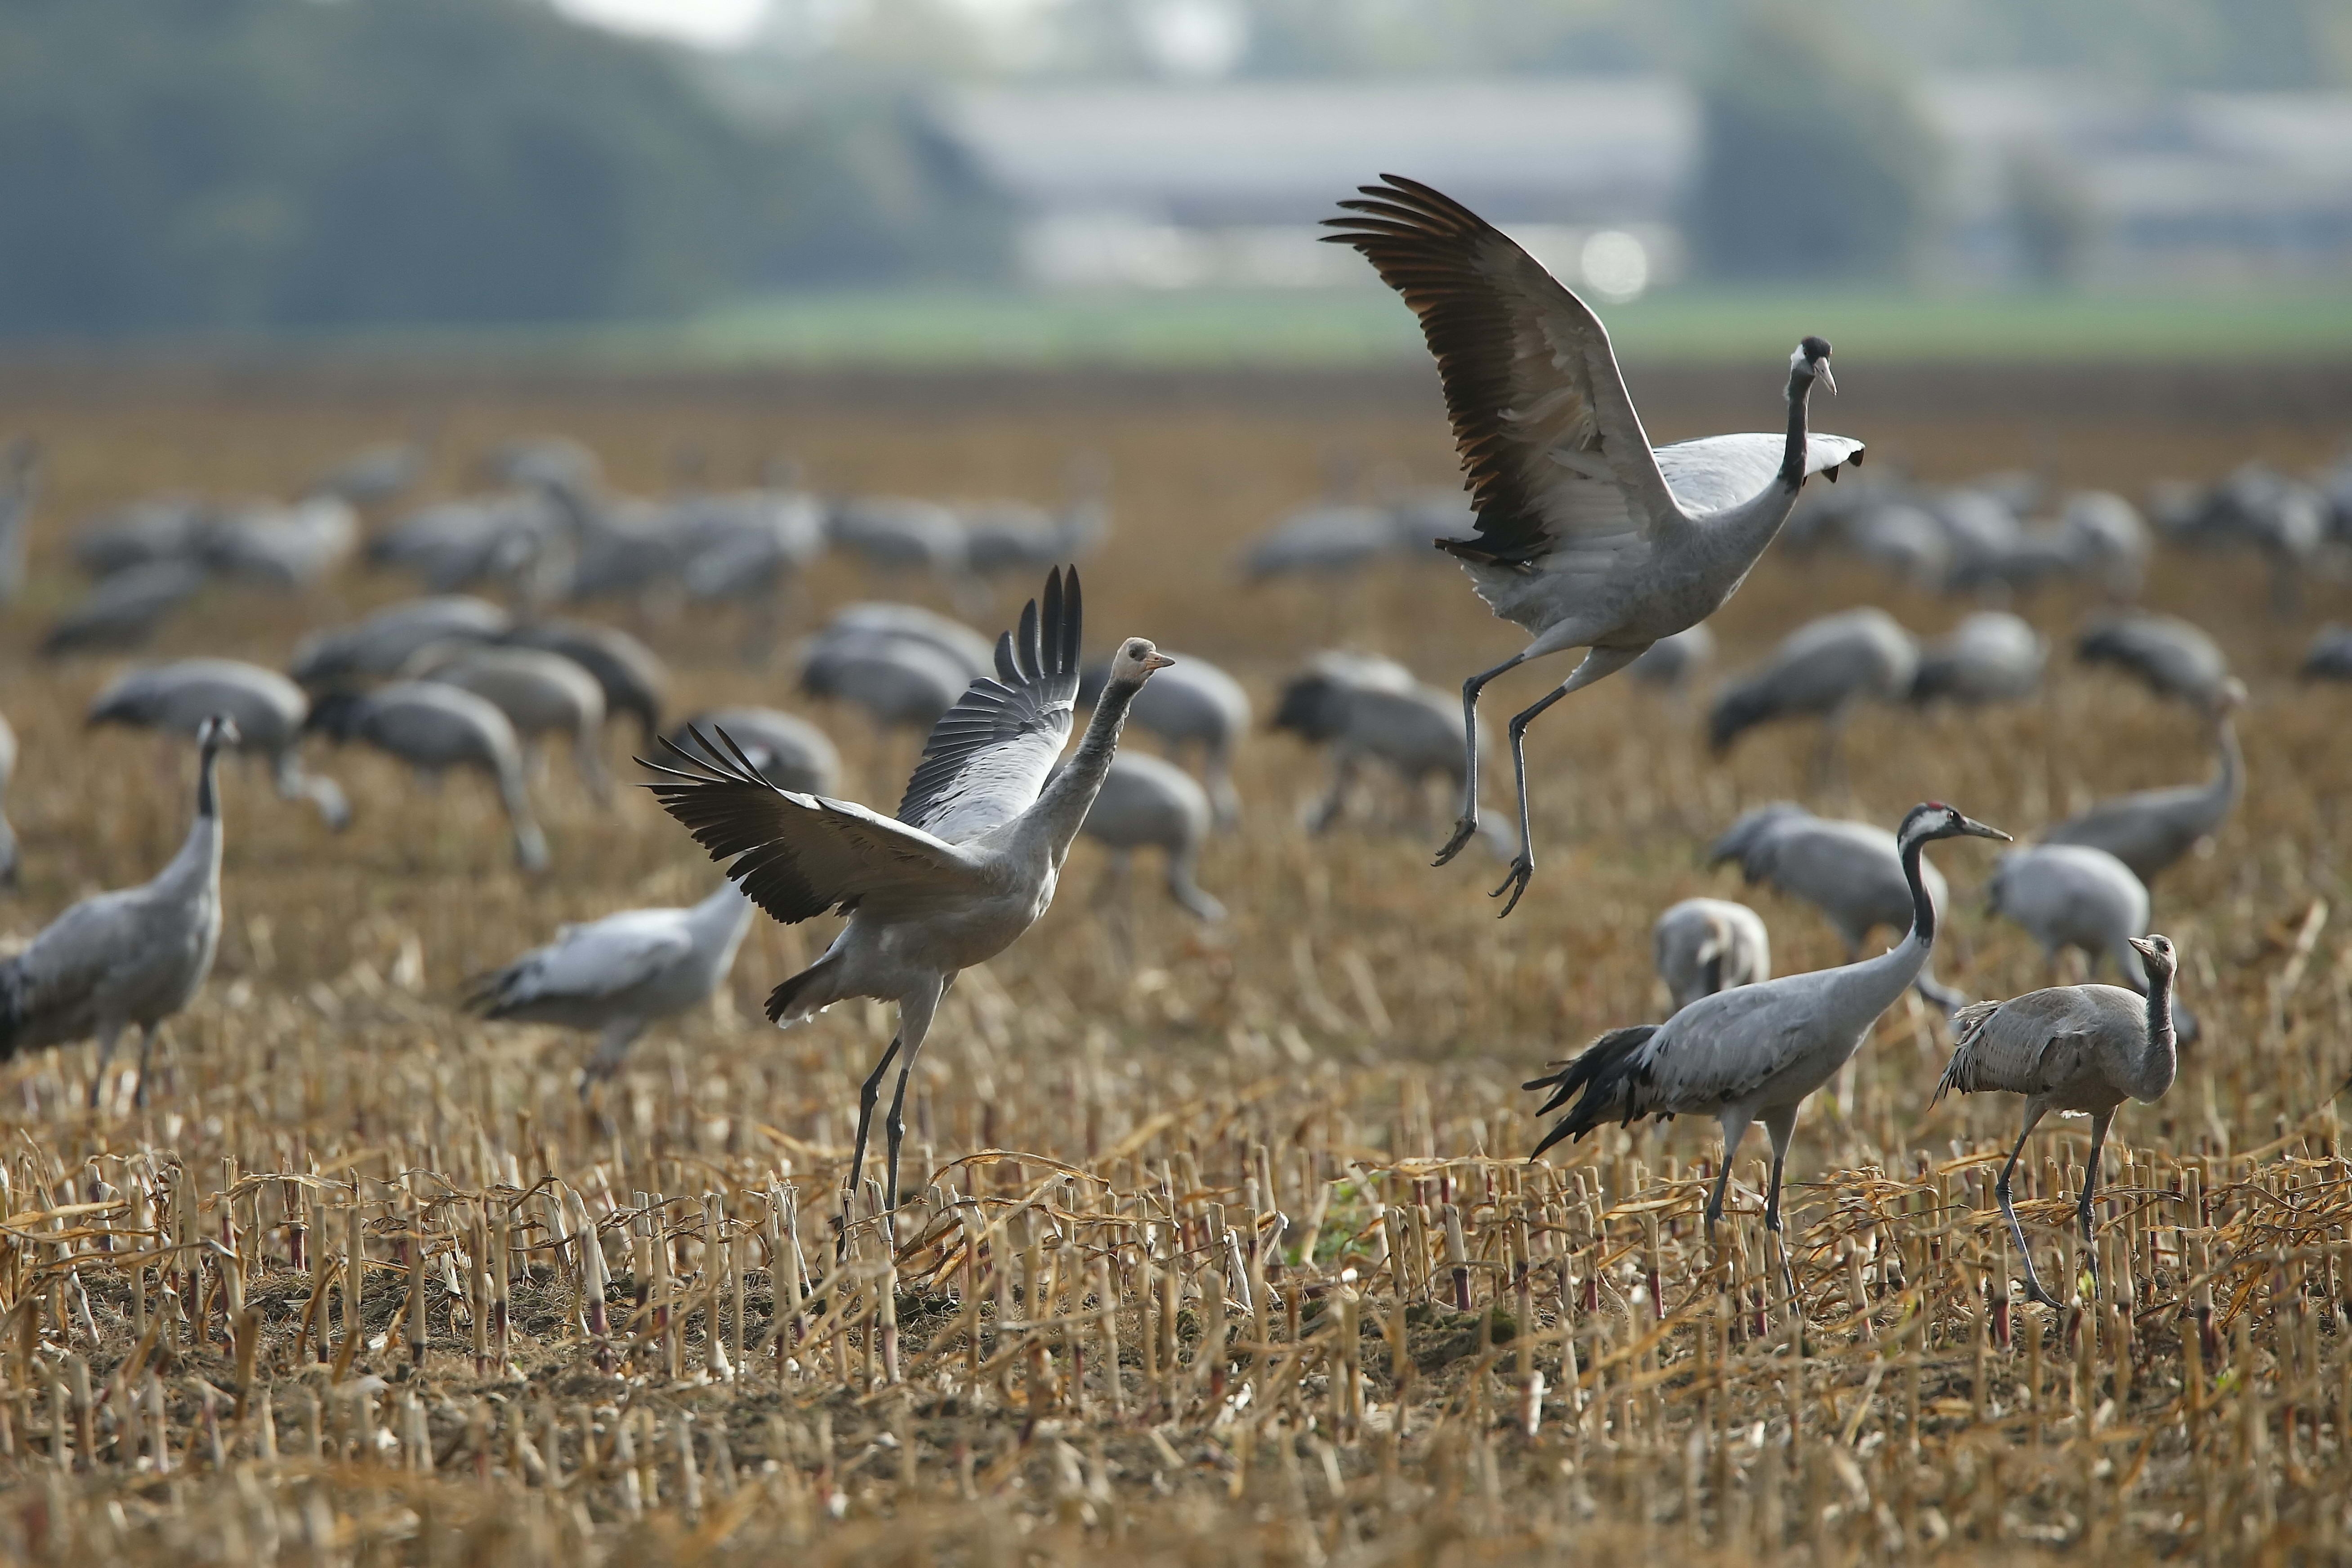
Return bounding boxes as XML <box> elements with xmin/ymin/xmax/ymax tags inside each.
<box><xmin>667</xmin><ymin>284</ymin><xmax>2352</xmax><ymax>370</ymax></box>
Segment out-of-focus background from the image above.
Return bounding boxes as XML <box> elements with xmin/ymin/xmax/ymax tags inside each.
<box><xmin>6</xmin><ymin>0</ymin><xmax>2350</xmax><ymax>360</ymax></box>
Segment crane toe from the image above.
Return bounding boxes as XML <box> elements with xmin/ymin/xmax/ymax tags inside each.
<box><xmin>1490</xmin><ymin>854</ymin><xmax>1535</xmax><ymax>917</ymax></box>
<box><xmin>1433</xmin><ymin>814</ymin><xmax>1481</xmax><ymax>867</ymax></box>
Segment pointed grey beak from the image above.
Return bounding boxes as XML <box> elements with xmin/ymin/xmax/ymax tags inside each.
<box><xmin>1146</xmin><ymin>653</ymin><xmax>1177</xmax><ymax>673</ymax></box>
<box><xmin>1815</xmin><ymin>362</ymin><xmax>1836</xmax><ymax>397</ymax></box>
<box><xmin>1958</xmin><ymin>815</ymin><xmax>2011</xmax><ymax>841</ymax></box>
<box><xmin>2125</xmin><ymin>937</ymin><xmax>2157</xmax><ymax>962</ymax></box>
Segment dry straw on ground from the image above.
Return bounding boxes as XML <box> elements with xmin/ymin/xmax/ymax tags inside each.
<box><xmin>0</xmin><ymin>362</ymin><xmax>2342</xmax><ymax>1564</ymax></box>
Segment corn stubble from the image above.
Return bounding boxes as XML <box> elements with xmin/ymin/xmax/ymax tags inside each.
<box><xmin>0</xmin><ymin>366</ymin><xmax>2343</xmax><ymax>1563</ymax></box>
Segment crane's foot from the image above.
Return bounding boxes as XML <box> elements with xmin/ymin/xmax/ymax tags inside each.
<box><xmin>2017</xmin><ymin>1272</ymin><xmax>2062</xmax><ymax>1309</ymax></box>
<box><xmin>1433</xmin><ymin>815</ymin><xmax>1482</xmax><ymax>867</ymax></box>
<box><xmin>1489</xmin><ymin>854</ymin><xmax>1535</xmax><ymax>918</ymax></box>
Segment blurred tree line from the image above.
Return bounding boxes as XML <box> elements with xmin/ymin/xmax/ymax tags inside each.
<box><xmin>0</xmin><ymin>0</ymin><xmax>1009</xmax><ymax>336</ymax></box>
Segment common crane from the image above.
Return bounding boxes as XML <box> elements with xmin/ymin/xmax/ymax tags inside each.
<box><xmin>1652</xmin><ymin>897</ymin><xmax>1770</xmax><ymax>1013</ymax></box>
<box><xmin>72</xmin><ymin>496</ymin><xmax>206</xmax><ymax>578</ymax></box>
<box><xmin>290</xmin><ymin>595</ymin><xmax>511</xmax><ymax>690</ymax></box>
<box><xmin>40</xmin><ymin>562</ymin><xmax>208</xmax><ymax>658</ymax></box>
<box><xmin>0</xmin><ymin>715</ymin><xmax>239</xmax><ymax>1107</ymax></box>
<box><xmin>308</xmin><ymin>439</ymin><xmax>426</xmax><ymax>507</ymax></box>
<box><xmin>1272</xmin><ymin>653</ymin><xmax>1510</xmax><ymax>854</ymax></box>
<box><xmin>482</xmin><ymin>435</ymin><xmax>599</xmax><ymax>492</ymax></box>
<box><xmin>1531</xmin><ymin>803</ymin><xmax>2008</xmax><ymax>1250</ymax></box>
<box><xmin>1626</xmin><ymin>622</ymin><xmax>1716</xmax><ymax>691</ymax></box>
<box><xmin>644</xmin><ymin>567</ymin><xmax>1172</xmax><ymax>1230</ymax></box>
<box><xmin>368</xmin><ymin>492</ymin><xmax>566</xmax><ymax>599</ymax></box>
<box><xmin>307</xmin><ymin>683</ymin><xmax>549</xmax><ymax>872</ymax></box>
<box><xmin>1325</xmin><ymin>176</ymin><xmax>1861</xmax><ymax>913</ymax></box>
<box><xmin>201</xmin><ymin>496</ymin><xmax>359</xmax><ymax>591</ymax></box>
<box><xmin>1910</xmin><ymin>612</ymin><xmax>2045</xmax><ymax>707</ymax></box>
<box><xmin>827</xmin><ymin>497</ymin><xmax>968</xmax><ymax>579</ymax></box>
<box><xmin>662</xmin><ymin>709</ymin><xmax>842</xmax><ymax>796</ymax></box>
<box><xmin>1708</xmin><ymin>801</ymin><xmax>1969</xmax><ymax>1012</ymax></box>
<box><xmin>399</xmin><ymin>643</ymin><xmax>613</xmax><ymax>805</ymax></box>
<box><xmin>2075</xmin><ymin>613</ymin><xmax>2231</xmax><ymax>709</ymax></box>
<box><xmin>1079</xmin><ymin>751</ymin><xmax>1225</xmax><ymax>924</ymax></box>
<box><xmin>467</xmin><ymin>882</ymin><xmax>754</xmax><ymax>1093</ymax></box>
<box><xmin>1080</xmin><ymin>651</ymin><xmax>1251</xmax><ymax>829</ymax></box>
<box><xmin>2040</xmin><ymin>679</ymin><xmax>2244</xmax><ymax>886</ymax></box>
<box><xmin>2300</xmin><ymin>625</ymin><xmax>2352</xmax><ymax>681</ymax></box>
<box><xmin>1707</xmin><ymin>608</ymin><xmax>1917</xmax><ymax>776</ymax></box>
<box><xmin>816</xmin><ymin>603</ymin><xmax>993</xmax><ymax>681</ymax></box>
<box><xmin>88</xmin><ymin>659</ymin><xmax>351</xmax><ymax>831</ymax></box>
<box><xmin>500</xmin><ymin>621</ymin><xmax>668</xmax><ymax>746</ymax></box>
<box><xmin>1935</xmin><ymin>934</ymin><xmax>2180</xmax><ymax>1306</ymax></box>
<box><xmin>799</xmin><ymin>630</ymin><xmax>973</xmax><ymax>737</ymax></box>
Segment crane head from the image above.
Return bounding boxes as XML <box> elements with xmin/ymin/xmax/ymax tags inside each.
<box><xmin>1109</xmin><ymin>637</ymin><xmax>1175</xmax><ymax>687</ymax></box>
<box><xmin>1790</xmin><ymin>336</ymin><xmax>1836</xmax><ymax>396</ymax></box>
<box><xmin>2126</xmin><ymin>934</ymin><xmax>2178</xmax><ymax>980</ymax></box>
<box><xmin>1899</xmin><ymin>800</ymin><xmax>2009</xmax><ymax>847</ymax></box>
<box><xmin>195</xmin><ymin>713</ymin><xmax>242</xmax><ymax>750</ymax></box>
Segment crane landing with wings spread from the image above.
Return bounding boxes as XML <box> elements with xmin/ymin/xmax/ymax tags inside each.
<box><xmin>1323</xmin><ymin>176</ymin><xmax>1864</xmax><ymax>914</ymax></box>
<box><xmin>643</xmin><ymin>567</ymin><xmax>1172</xmax><ymax>1232</ymax></box>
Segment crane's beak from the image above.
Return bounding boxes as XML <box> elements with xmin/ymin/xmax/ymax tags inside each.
<box><xmin>1146</xmin><ymin>653</ymin><xmax>1177</xmax><ymax>673</ymax></box>
<box><xmin>2125</xmin><ymin>937</ymin><xmax>2157</xmax><ymax>962</ymax></box>
<box><xmin>1814</xmin><ymin>361</ymin><xmax>1837</xmax><ymax>397</ymax></box>
<box><xmin>1956</xmin><ymin>814</ymin><xmax>2011</xmax><ymax>841</ymax></box>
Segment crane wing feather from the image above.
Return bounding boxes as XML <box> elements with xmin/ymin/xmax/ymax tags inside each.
<box><xmin>642</xmin><ymin>729</ymin><xmax>990</xmax><ymax>925</ymax></box>
<box><xmin>894</xmin><ymin>567</ymin><xmax>1082</xmax><ymax>842</ymax></box>
<box><xmin>1321</xmin><ymin>175</ymin><xmax>1682</xmax><ymax>566</ymax></box>
<box><xmin>1656</xmin><ymin>434</ymin><xmax>1867</xmax><ymax>517</ymax></box>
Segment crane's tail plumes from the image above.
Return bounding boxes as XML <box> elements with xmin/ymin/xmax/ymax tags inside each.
<box><xmin>0</xmin><ymin>954</ymin><xmax>31</xmax><ymax>1063</ymax></box>
<box><xmin>767</xmin><ymin>953</ymin><xmax>845</xmax><ymax>1027</ymax></box>
<box><xmin>1524</xmin><ymin>1024</ymin><xmax>1658</xmax><ymax>1158</ymax></box>
<box><xmin>1932</xmin><ymin>1000</ymin><xmax>2003</xmax><ymax>1105</ymax></box>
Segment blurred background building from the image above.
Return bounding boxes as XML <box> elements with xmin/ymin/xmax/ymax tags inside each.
<box><xmin>1</xmin><ymin>0</ymin><xmax>2348</xmax><ymax>342</ymax></box>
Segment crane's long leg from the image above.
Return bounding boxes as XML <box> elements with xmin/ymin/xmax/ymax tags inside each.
<box><xmin>1997</xmin><ymin>1106</ymin><xmax>2058</xmax><ymax>1308</ymax></box>
<box><xmin>880</xmin><ymin>975</ymin><xmax>948</xmax><ymax>1225</ymax></box>
<box><xmin>2078</xmin><ymin>1107</ymin><xmax>2114</xmax><ymax>1303</ymax></box>
<box><xmin>132</xmin><ymin>1023</ymin><xmax>160</xmax><ymax>1108</ymax></box>
<box><xmin>578</xmin><ymin>1019</ymin><xmax>648</xmax><ymax>1100</ymax></box>
<box><xmin>1307</xmin><ymin>752</ymin><xmax>1358</xmax><ymax>836</ymax></box>
<box><xmin>1487</xmin><ymin>647</ymin><xmax>1644</xmax><ymax>918</ymax></box>
<box><xmin>1761</xmin><ymin>1103</ymin><xmax>1801</xmax><ymax>1309</ymax></box>
<box><xmin>840</xmin><ymin>1033</ymin><xmax>903</xmax><ymax>1260</ymax></box>
<box><xmin>1433</xmin><ymin>652</ymin><xmax>1528</xmax><ymax>867</ymax></box>
<box><xmin>1204</xmin><ymin>740</ymin><xmax>1240</xmax><ymax>832</ymax></box>
<box><xmin>1707</xmin><ymin>1107</ymin><xmax>1757</xmax><ymax>1235</ymax></box>
<box><xmin>89</xmin><ymin>1024</ymin><xmax>124</xmax><ymax>1110</ymax></box>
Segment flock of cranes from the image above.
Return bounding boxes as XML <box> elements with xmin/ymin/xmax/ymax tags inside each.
<box><xmin>0</xmin><ymin>173</ymin><xmax>2344</xmax><ymax>1313</ymax></box>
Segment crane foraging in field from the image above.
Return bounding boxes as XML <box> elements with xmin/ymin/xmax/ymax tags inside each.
<box><xmin>1934</xmin><ymin>934</ymin><xmax>2180</xmax><ymax>1306</ymax></box>
<box><xmin>88</xmin><ymin>658</ymin><xmax>351</xmax><ymax>830</ymax></box>
<box><xmin>2040</xmin><ymin>679</ymin><xmax>2245</xmax><ymax>887</ymax></box>
<box><xmin>0</xmin><ymin>715</ymin><xmax>238</xmax><ymax>1108</ymax></box>
<box><xmin>1529</xmin><ymin>802</ymin><xmax>2008</xmax><ymax>1252</ymax></box>
<box><xmin>1652</xmin><ymin>898</ymin><xmax>1771</xmax><ymax>1013</ymax></box>
<box><xmin>1707</xmin><ymin>608</ymin><xmax>1917</xmax><ymax>778</ymax></box>
<box><xmin>467</xmin><ymin>882</ymin><xmax>754</xmax><ymax>1093</ymax></box>
<box><xmin>1323</xmin><ymin>175</ymin><xmax>1862</xmax><ymax>914</ymax></box>
<box><xmin>1077</xmin><ymin>751</ymin><xmax>1226</xmax><ymax>924</ymax></box>
<box><xmin>306</xmin><ymin>683</ymin><xmax>549</xmax><ymax>872</ymax></box>
<box><xmin>643</xmin><ymin>567</ymin><xmax>1173</xmax><ymax>1236</ymax></box>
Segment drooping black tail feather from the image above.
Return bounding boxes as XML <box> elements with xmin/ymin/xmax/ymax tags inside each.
<box><xmin>766</xmin><ymin>952</ymin><xmax>844</xmax><ymax>1026</ymax></box>
<box><xmin>0</xmin><ymin>954</ymin><xmax>33</xmax><ymax>1063</ymax></box>
<box><xmin>1524</xmin><ymin>1024</ymin><xmax>1659</xmax><ymax>1158</ymax></box>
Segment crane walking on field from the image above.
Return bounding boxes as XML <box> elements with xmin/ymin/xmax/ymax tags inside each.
<box><xmin>1528</xmin><ymin>803</ymin><xmax>2007</xmax><ymax>1271</ymax></box>
<box><xmin>0</xmin><ymin>715</ymin><xmax>238</xmax><ymax>1107</ymax></box>
<box><xmin>1933</xmin><ymin>934</ymin><xmax>2181</xmax><ymax>1307</ymax></box>
<box><xmin>1324</xmin><ymin>175</ymin><xmax>1862</xmax><ymax>913</ymax></box>
<box><xmin>643</xmin><ymin>568</ymin><xmax>1173</xmax><ymax>1241</ymax></box>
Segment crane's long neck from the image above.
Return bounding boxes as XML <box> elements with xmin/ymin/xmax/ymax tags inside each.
<box><xmin>2133</xmin><ymin>963</ymin><xmax>2180</xmax><ymax>1103</ymax></box>
<box><xmin>1835</xmin><ymin>829</ymin><xmax>1940</xmax><ymax>1012</ymax></box>
<box><xmin>1778</xmin><ymin>365</ymin><xmax>1819</xmax><ymax>489</ymax></box>
<box><xmin>158</xmin><ymin>734</ymin><xmax>228</xmax><ymax>897</ymax></box>
<box><xmin>2202</xmin><ymin>712</ymin><xmax>2242</xmax><ymax>813</ymax></box>
<box><xmin>1031</xmin><ymin>678</ymin><xmax>1144</xmax><ymax>856</ymax></box>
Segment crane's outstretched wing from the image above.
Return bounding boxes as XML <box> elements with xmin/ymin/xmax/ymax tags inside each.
<box><xmin>1656</xmin><ymin>433</ymin><xmax>1867</xmax><ymax>517</ymax></box>
<box><xmin>643</xmin><ymin>728</ymin><xmax>990</xmax><ymax>924</ymax></box>
<box><xmin>895</xmin><ymin>566</ymin><xmax>1081</xmax><ymax>842</ymax></box>
<box><xmin>1322</xmin><ymin>175</ymin><xmax>1682</xmax><ymax>568</ymax></box>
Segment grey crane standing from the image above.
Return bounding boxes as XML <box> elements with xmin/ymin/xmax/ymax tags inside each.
<box><xmin>1079</xmin><ymin>751</ymin><xmax>1226</xmax><ymax>923</ymax></box>
<box><xmin>2040</xmin><ymin>679</ymin><xmax>2244</xmax><ymax>886</ymax></box>
<box><xmin>643</xmin><ymin>567</ymin><xmax>1173</xmax><ymax>1232</ymax></box>
<box><xmin>1324</xmin><ymin>176</ymin><xmax>1862</xmax><ymax>913</ymax></box>
<box><xmin>1707</xmin><ymin>608</ymin><xmax>1918</xmax><ymax>779</ymax></box>
<box><xmin>1934</xmin><ymin>934</ymin><xmax>2180</xmax><ymax>1306</ymax></box>
<box><xmin>1530</xmin><ymin>804</ymin><xmax>2008</xmax><ymax>1259</ymax></box>
<box><xmin>799</xmin><ymin>628</ymin><xmax>976</xmax><ymax>738</ymax></box>
<box><xmin>1653</xmin><ymin>897</ymin><xmax>1772</xmax><ymax>1013</ymax></box>
<box><xmin>88</xmin><ymin>658</ymin><xmax>351</xmax><ymax>830</ymax></box>
<box><xmin>1709</xmin><ymin>801</ymin><xmax>1969</xmax><ymax>1012</ymax></box>
<box><xmin>0</xmin><ymin>715</ymin><xmax>239</xmax><ymax>1107</ymax></box>
<box><xmin>468</xmin><ymin>882</ymin><xmax>755</xmax><ymax>1093</ymax></box>
<box><xmin>2075</xmin><ymin>613</ymin><xmax>2231</xmax><ymax>709</ymax></box>
<box><xmin>1080</xmin><ymin>651</ymin><xmax>1251</xmax><ymax>829</ymax></box>
<box><xmin>662</xmin><ymin>708</ymin><xmax>842</xmax><ymax>796</ymax></box>
<box><xmin>1910</xmin><ymin>612</ymin><xmax>2046</xmax><ymax>707</ymax></box>
<box><xmin>307</xmin><ymin>683</ymin><xmax>549</xmax><ymax>872</ymax></box>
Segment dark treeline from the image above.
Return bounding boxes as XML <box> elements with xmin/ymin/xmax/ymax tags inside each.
<box><xmin>0</xmin><ymin>0</ymin><xmax>1009</xmax><ymax>336</ymax></box>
